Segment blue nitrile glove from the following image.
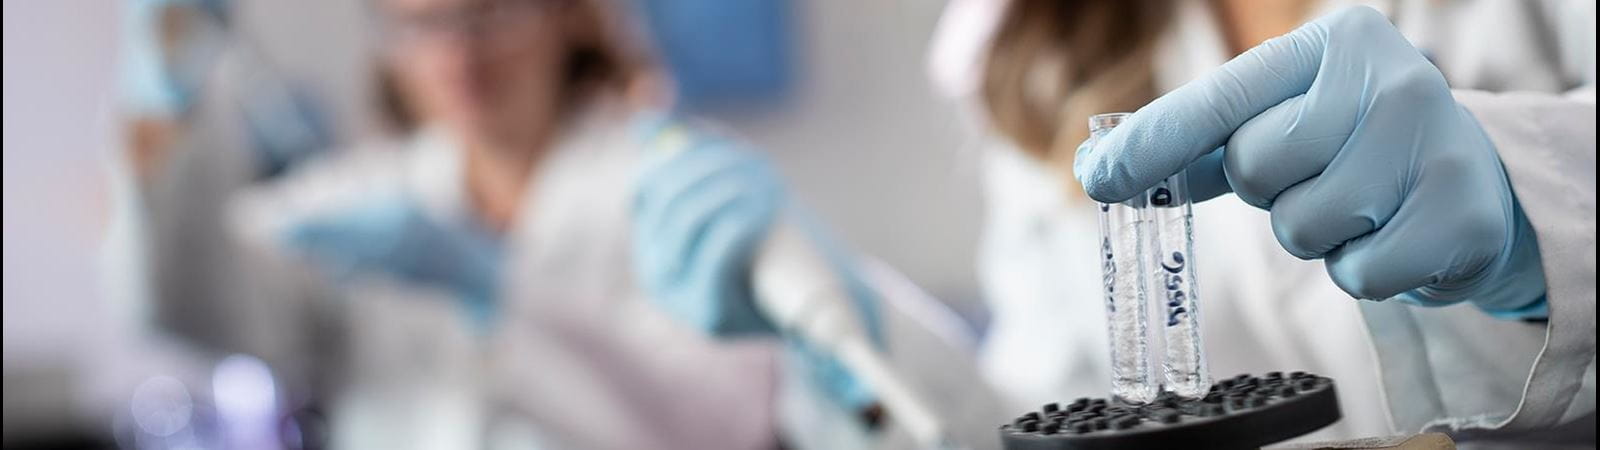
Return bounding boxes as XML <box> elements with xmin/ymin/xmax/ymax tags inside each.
<box><xmin>1074</xmin><ymin>6</ymin><xmax>1547</xmax><ymax>319</ymax></box>
<box><xmin>631</xmin><ymin>116</ymin><xmax>885</xmax><ymax>409</ymax></box>
<box><xmin>283</xmin><ymin>195</ymin><xmax>504</xmax><ymax>327</ymax></box>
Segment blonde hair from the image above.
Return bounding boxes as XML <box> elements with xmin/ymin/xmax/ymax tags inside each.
<box><xmin>980</xmin><ymin>0</ymin><xmax>1168</xmax><ymax>175</ymax></box>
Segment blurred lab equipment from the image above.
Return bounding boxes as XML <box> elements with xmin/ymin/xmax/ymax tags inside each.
<box><xmin>752</xmin><ymin>221</ymin><xmax>957</xmax><ymax>449</ymax></box>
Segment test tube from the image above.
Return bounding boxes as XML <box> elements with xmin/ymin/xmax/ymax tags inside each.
<box><xmin>1089</xmin><ymin>113</ymin><xmax>1158</xmax><ymax>404</ymax></box>
<box><xmin>1087</xmin><ymin>112</ymin><xmax>1212</xmax><ymax>400</ymax></box>
<box><xmin>1147</xmin><ymin>168</ymin><xmax>1211</xmax><ymax>398</ymax></box>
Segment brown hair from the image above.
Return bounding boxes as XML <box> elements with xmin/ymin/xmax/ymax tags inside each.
<box><xmin>378</xmin><ymin>0</ymin><xmax>652</xmax><ymax>131</ymax></box>
<box><xmin>980</xmin><ymin>0</ymin><xmax>1168</xmax><ymax>173</ymax></box>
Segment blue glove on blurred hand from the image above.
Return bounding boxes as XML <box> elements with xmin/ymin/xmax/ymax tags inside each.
<box><xmin>631</xmin><ymin>117</ymin><xmax>885</xmax><ymax>408</ymax></box>
<box><xmin>284</xmin><ymin>196</ymin><xmax>503</xmax><ymax>326</ymax></box>
<box><xmin>1075</xmin><ymin>6</ymin><xmax>1547</xmax><ymax>319</ymax></box>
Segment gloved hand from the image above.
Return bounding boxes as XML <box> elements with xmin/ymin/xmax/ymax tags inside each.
<box><xmin>631</xmin><ymin>116</ymin><xmax>885</xmax><ymax>408</ymax></box>
<box><xmin>283</xmin><ymin>195</ymin><xmax>504</xmax><ymax>326</ymax></box>
<box><xmin>1074</xmin><ymin>6</ymin><xmax>1547</xmax><ymax>319</ymax></box>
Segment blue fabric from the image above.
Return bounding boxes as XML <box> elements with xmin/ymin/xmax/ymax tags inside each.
<box><xmin>1074</xmin><ymin>6</ymin><xmax>1547</xmax><ymax>319</ymax></box>
<box><xmin>630</xmin><ymin>0</ymin><xmax>793</xmax><ymax>108</ymax></box>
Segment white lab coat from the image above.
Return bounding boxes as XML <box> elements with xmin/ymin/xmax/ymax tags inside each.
<box><xmin>931</xmin><ymin>0</ymin><xmax>1595</xmax><ymax>446</ymax></box>
<box><xmin>229</xmin><ymin>103</ymin><xmax>1007</xmax><ymax>449</ymax></box>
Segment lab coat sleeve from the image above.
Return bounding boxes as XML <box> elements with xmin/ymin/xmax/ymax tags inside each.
<box><xmin>1454</xmin><ymin>89</ymin><xmax>1597</xmax><ymax>432</ymax></box>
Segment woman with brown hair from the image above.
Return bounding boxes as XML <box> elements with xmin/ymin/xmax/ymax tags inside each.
<box><xmin>229</xmin><ymin>0</ymin><xmax>787</xmax><ymax>446</ymax></box>
<box><xmin>930</xmin><ymin>0</ymin><xmax>1593</xmax><ymax>445</ymax></box>
<box><xmin>224</xmin><ymin>0</ymin><xmax>780</xmax><ymax>446</ymax></box>
<box><xmin>224</xmin><ymin>0</ymin><xmax>1002</xmax><ymax>447</ymax></box>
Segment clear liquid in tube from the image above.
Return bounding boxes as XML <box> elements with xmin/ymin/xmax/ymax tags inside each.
<box><xmin>1147</xmin><ymin>173</ymin><xmax>1211</xmax><ymax>398</ymax></box>
<box><xmin>1090</xmin><ymin>114</ymin><xmax>1158</xmax><ymax>403</ymax></box>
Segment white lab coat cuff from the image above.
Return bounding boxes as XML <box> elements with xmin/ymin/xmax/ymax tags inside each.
<box><xmin>1453</xmin><ymin>89</ymin><xmax>1596</xmax><ymax>433</ymax></box>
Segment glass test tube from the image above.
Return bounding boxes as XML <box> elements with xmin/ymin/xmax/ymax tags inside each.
<box><xmin>1089</xmin><ymin>113</ymin><xmax>1157</xmax><ymax>404</ymax></box>
<box><xmin>1088</xmin><ymin>112</ymin><xmax>1211</xmax><ymax>401</ymax></box>
<box><xmin>1147</xmin><ymin>168</ymin><xmax>1211</xmax><ymax>398</ymax></box>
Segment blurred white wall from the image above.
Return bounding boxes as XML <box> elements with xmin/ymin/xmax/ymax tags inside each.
<box><xmin>3</xmin><ymin>0</ymin><xmax>121</xmax><ymax>370</ymax></box>
<box><xmin>4</xmin><ymin>0</ymin><xmax>123</xmax><ymax>440</ymax></box>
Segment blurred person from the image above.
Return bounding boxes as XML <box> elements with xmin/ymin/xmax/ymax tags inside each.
<box><xmin>112</xmin><ymin>0</ymin><xmax>335</xmax><ymax>344</ymax></box>
<box><xmin>92</xmin><ymin>1</ymin><xmax>344</xmax><ymax>448</ymax></box>
<box><xmin>103</xmin><ymin>0</ymin><xmax>343</xmax><ymax>413</ymax></box>
<box><xmin>226</xmin><ymin>0</ymin><xmax>1002</xmax><ymax>448</ymax></box>
<box><xmin>927</xmin><ymin>0</ymin><xmax>1593</xmax><ymax>445</ymax></box>
<box><xmin>119</xmin><ymin>0</ymin><xmax>333</xmax><ymax>183</ymax></box>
